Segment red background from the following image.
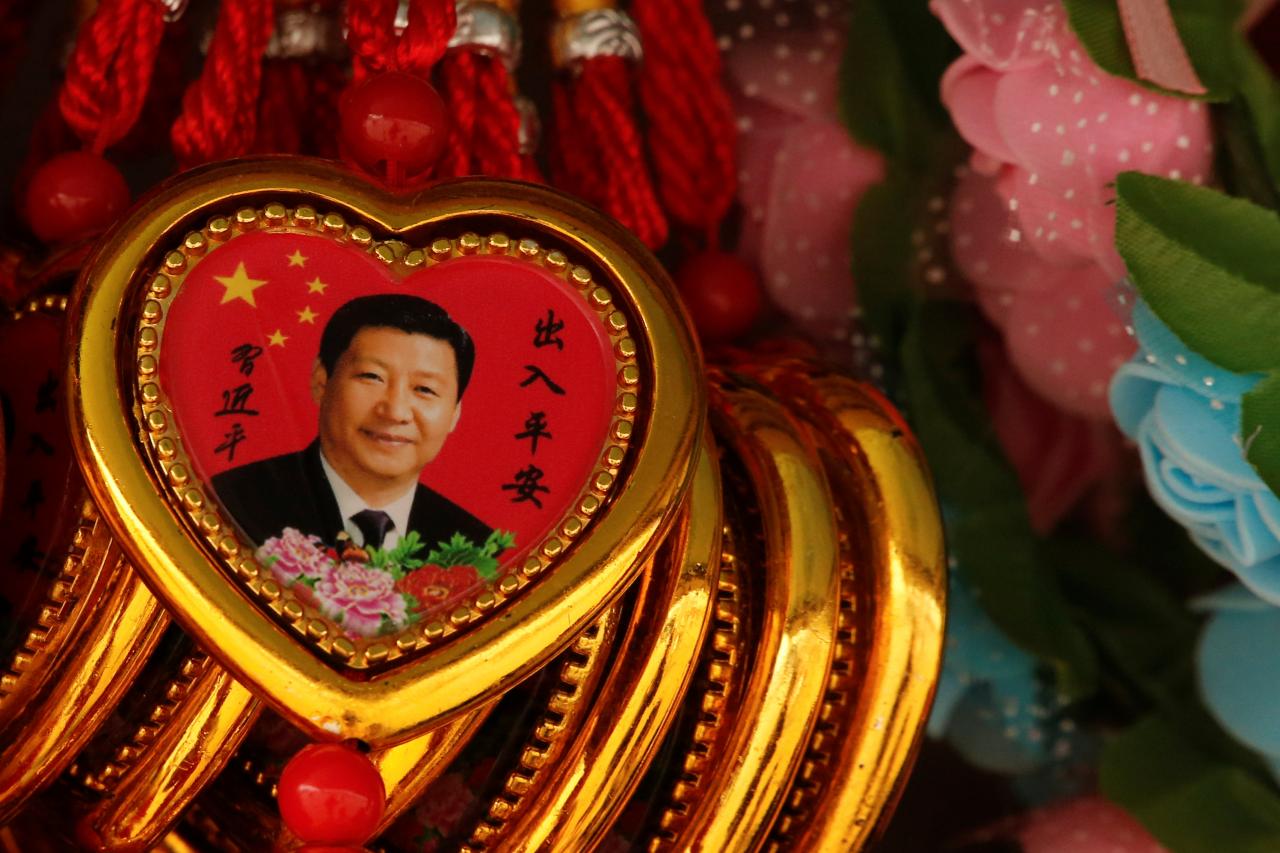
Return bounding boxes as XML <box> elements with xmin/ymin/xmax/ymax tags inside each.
<box><xmin>159</xmin><ymin>231</ymin><xmax>617</xmax><ymax>563</ymax></box>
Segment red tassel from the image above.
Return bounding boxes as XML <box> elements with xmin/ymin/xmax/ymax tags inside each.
<box><xmin>437</xmin><ymin>49</ymin><xmax>529</xmax><ymax>180</ymax></box>
<box><xmin>633</xmin><ymin>0</ymin><xmax>736</xmax><ymax>240</ymax></box>
<box><xmin>254</xmin><ymin>61</ymin><xmax>309</xmax><ymax>156</ymax></box>
<box><xmin>551</xmin><ymin>56</ymin><xmax>667</xmax><ymax>250</ymax></box>
<box><xmin>346</xmin><ymin>0</ymin><xmax>455</xmax><ymax>80</ymax></box>
<box><xmin>59</xmin><ymin>0</ymin><xmax>165</xmax><ymax>153</ymax></box>
<box><xmin>170</xmin><ymin>0</ymin><xmax>276</xmax><ymax>169</ymax></box>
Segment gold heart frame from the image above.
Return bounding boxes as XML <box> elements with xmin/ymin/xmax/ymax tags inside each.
<box><xmin>69</xmin><ymin>157</ymin><xmax>702</xmax><ymax>745</ymax></box>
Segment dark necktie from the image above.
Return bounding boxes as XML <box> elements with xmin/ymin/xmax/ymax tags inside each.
<box><xmin>351</xmin><ymin>509</ymin><xmax>394</xmax><ymax>549</ymax></box>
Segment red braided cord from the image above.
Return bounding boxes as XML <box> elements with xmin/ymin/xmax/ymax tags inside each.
<box><xmin>346</xmin><ymin>0</ymin><xmax>455</xmax><ymax>81</ymax></box>
<box><xmin>171</xmin><ymin>0</ymin><xmax>275</xmax><ymax>169</ymax></box>
<box><xmin>551</xmin><ymin>57</ymin><xmax>667</xmax><ymax>249</ymax></box>
<box><xmin>59</xmin><ymin>0</ymin><xmax>165</xmax><ymax>153</ymax></box>
<box><xmin>397</xmin><ymin>0</ymin><xmax>455</xmax><ymax>76</ymax></box>
<box><xmin>254</xmin><ymin>61</ymin><xmax>309</xmax><ymax>155</ymax></box>
<box><xmin>437</xmin><ymin>48</ymin><xmax>477</xmax><ymax>178</ymax></box>
<box><xmin>308</xmin><ymin>62</ymin><xmax>347</xmax><ymax>160</ymax></box>
<box><xmin>473</xmin><ymin>54</ymin><xmax>531</xmax><ymax>179</ymax></box>
<box><xmin>437</xmin><ymin>49</ymin><xmax>526</xmax><ymax>180</ymax></box>
<box><xmin>346</xmin><ymin>0</ymin><xmax>398</xmax><ymax>81</ymax></box>
<box><xmin>633</xmin><ymin>0</ymin><xmax>736</xmax><ymax>237</ymax></box>
<box><xmin>550</xmin><ymin>82</ymin><xmax>598</xmax><ymax>202</ymax></box>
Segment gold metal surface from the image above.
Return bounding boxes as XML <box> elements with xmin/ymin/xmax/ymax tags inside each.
<box><xmin>76</xmin><ymin>657</ymin><xmax>261</xmax><ymax>851</ymax></box>
<box><xmin>0</xmin><ymin>518</ymin><xmax>168</xmax><ymax>824</ymax></box>
<box><xmin>501</xmin><ymin>440</ymin><xmax>721</xmax><ymax>852</ymax></box>
<box><xmin>373</xmin><ymin>702</ymin><xmax>496</xmax><ymax>834</ymax></box>
<box><xmin>646</xmin><ymin>520</ymin><xmax>748</xmax><ymax>850</ymax></box>
<box><xmin>461</xmin><ymin>603</ymin><xmax>622</xmax><ymax>850</ymax></box>
<box><xmin>666</xmin><ymin>378</ymin><xmax>841</xmax><ymax>852</ymax></box>
<box><xmin>69</xmin><ymin>158</ymin><xmax>703</xmax><ymax>745</ymax></box>
<box><xmin>768</xmin><ymin>371</ymin><xmax>946</xmax><ymax>850</ymax></box>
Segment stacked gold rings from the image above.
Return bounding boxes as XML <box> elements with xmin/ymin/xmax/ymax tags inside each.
<box><xmin>0</xmin><ymin>160</ymin><xmax>944</xmax><ymax>851</ymax></box>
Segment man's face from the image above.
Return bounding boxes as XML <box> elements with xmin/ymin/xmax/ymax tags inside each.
<box><xmin>312</xmin><ymin>327</ymin><xmax>462</xmax><ymax>496</ymax></box>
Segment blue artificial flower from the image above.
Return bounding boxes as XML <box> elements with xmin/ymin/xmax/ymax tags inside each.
<box><xmin>1197</xmin><ymin>584</ymin><xmax>1280</xmax><ymax>782</ymax></box>
<box><xmin>1110</xmin><ymin>301</ymin><xmax>1280</xmax><ymax>601</ymax></box>
<box><xmin>930</xmin><ymin>559</ymin><xmax>1078</xmax><ymax>777</ymax></box>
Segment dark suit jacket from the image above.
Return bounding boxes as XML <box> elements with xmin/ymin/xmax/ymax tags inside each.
<box><xmin>211</xmin><ymin>442</ymin><xmax>492</xmax><ymax>552</ymax></box>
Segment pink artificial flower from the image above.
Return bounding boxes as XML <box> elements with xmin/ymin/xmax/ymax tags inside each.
<box><xmin>934</xmin><ymin>0</ymin><xmax>1212</xmax><ymax>419</ymax></box>
<box><xmin>935</xmin><ymin>0</ymin><xmax>1212</xmax><ymax>277</ymax></box>
<box><xmin>951</xmin><ymin>167</ymin><xmax>1134</xmax><ymax>417</ymax></box>
<box><xmin>979</xmin><ymin>333</ymin><xmax>1125</xmax><ymax>532</ymax></box>
<box><xmin>726</xmin><ymin>28</ymin><xmax>885</xmax><ymax>342</ymax></box>
<box><xmin>313</xmin><ymin>560</ymin><xmax>408</xmax><ymax>638</ymax></box>
<box><xmin>256</xmin><ymin>527</ymin><xmax>333</xmax><ymax>587</ymax></box>
<box><xmin>1019</xmin><ymin>796</ymin><xmax>1167</xmax><ymax>853</ymax></box>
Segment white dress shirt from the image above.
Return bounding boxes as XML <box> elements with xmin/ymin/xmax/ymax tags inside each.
<box><xmin>318</xmin><ymin>451</ymin><xmax>416</xmax><ymax>549</ymax></box>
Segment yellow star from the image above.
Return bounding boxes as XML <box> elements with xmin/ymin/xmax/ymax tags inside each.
<box><xmin>215</xmin><ymin>262</ymin><xmax>269</xmax><ymax>307</ymax></box>
<box><xmin>287</xmin><ymin>250</ymin><xmax>307</xmax><ymax>268</ymax></box>
<box><xmin>267</xmin><ymin>329</ymin><xmax>288</xmax><ymax>347</ymax></box>
<box><xmin>297</xmin><ymin>306</ymin><xmax>318</xmax><ymax>325</ymax></box>
<box><xmin>306</xmin><ymin>277</ymin><xmax>328</xmax><ymax>294</ymax></box>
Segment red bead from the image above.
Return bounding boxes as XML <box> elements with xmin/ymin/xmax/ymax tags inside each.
<box><xmin>673</xmin><ymin>251</ymin><xmax>763</xmax><ymax>344</ymax></box>
<box><xmin>277</xmin><ymin>743</ymin><xmax>386</xmax><ymax>845</ymax></box>
<box><xmin>339</xmin><ymin>71</ymin><xmax>450</xmax><ymax>181</ymax></box>
<box><xmin>23</xmin><ymin>151</ymin><xmax>129</xmax><ymax>244</ymax></box>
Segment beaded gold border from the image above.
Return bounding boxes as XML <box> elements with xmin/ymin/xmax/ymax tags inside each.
<box><xmin>71</xmin><ymin>651</ymin><xmax>210</xmax><ymax>796</ymax></box>
<box><xmin>646</xmin><ymin>525</ymin><xmax>748</xmax><ymax>850</ymax></box>
<box><xmin>132</xmin><ymin>204</ymin><xmax>641</xmax><ymax>670</ymax></box>
<box><xmin>461</xmin><ymin>605</ymin><xmax>619</xmax><ymax>851</ymax></box>
<box><xmin>0</xmin><ymin>496</ymin><xmax>94</xmax><ymax>709</ymax></box>
<box><xmin>767</xmin><ymin>510</ymin><xmax>858</xmax><ymax>846</ymax></box>
<box><xmin>0</xmin><ymin>295</ymin><xmax>87</xmax><ymax>714</ymax></box>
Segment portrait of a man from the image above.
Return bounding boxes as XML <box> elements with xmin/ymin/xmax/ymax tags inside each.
<box><xmin>212</xmin><ymin>293</ymin><xmax>492</xmax><ymax>553</ymax></box>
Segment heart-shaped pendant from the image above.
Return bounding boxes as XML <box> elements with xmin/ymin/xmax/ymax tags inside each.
<box><xmin>70</xmin><ymin>157</ymin><xmax>702</xmax><ymax>745</ymax></box>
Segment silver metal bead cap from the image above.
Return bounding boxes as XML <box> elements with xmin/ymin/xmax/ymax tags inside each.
<box><xmin>448</xmin><ymin>1</ymin><xmax>522</xmax><ymax>71</ymax></box>
<box><xmin>551</xmin><ymin>8</ymin><xmax>643</xmax><ymax>68</ymax></box>
<box><xmin>157</xmin><ymin>0</ymin><xmax>189</xmax><ymax>23</ymax></box>
<box><xmin>265</xmin><ymin>7</ymin><xmax>346</xmax><ymax>61</ymax></box>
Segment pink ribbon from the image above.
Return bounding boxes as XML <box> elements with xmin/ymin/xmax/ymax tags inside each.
<box><xmin>1117</xmin><ymin>0</ymin><xmax>1207</xmax><ymax>95</ymax></box>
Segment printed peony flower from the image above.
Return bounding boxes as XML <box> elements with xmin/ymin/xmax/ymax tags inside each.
<box><xmin>397</xmin><ymin>564</ymin><xmax>483</xmax><ymax>614</ymax></box>
<box><xmin>1109</xmin><ymin>302</ymin><xmax>1280</xmax><ymax>601</ymax></box>
<box><xmin>930</xmin><ymin>561</ymin><xmax>1077</xmax><ymax>776</ymax></box>
<box><xmin>1018</xmin><ymin>796</ymin><xmax>1166</xmax><ymax>852</ymax></box>
<box><xmin>313</xmin><ymin>560</ymin><xmax>408</xmax><ymax>638</ymax></box>
<box><xmin>256</xmin><ymin>527</ymin><xmax>333</xmax><ymax>587</ymax></box>
<box><xmin>1196</xmin><ymin>584</ymin><xmax>1280</xmax><ymax>781</ymax></box>
<box><xmin>726</xmin><ymin>27</ymin><xmax>884</xmax><ymax>342</ymax></box>
<box><xmin>934</xmin><ymin>0</ymin><xmax>1212</xmax><ymax>278</ymax></box>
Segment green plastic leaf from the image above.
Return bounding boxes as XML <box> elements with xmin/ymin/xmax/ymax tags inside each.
<box><xmin>1116</xmin><ymin>172</ymin><xmax>1280</xmax><ymax>372</ymax></box>
<box><xmin>1242</xmin><ymin>371</ymin><xmax>1280</xmax><ymax>496</ymax></box>
<box><xmin>1051</xmin><ymin>539</ymin><xmax>1199</xmax><ymax>706</ymax></box>
<box><xmin>1223</xmin><ymin>35</ymin><xmax>1280</xmax><ymax>206</ymax></box>
<box><xmin>850</xmin><ymin>172</ymin><xmax>925</xmax><ymax>367</ymax></box>
<box><xmin>1063</xmin><ymin>0</ymin><xmax>1243</xmax><ymax>101</ymax></box>
<box><xmin>901</xmin><ymin>303</ymin><xmax>1097</xmax><ymax>695</ymax></box>
<box><xmin>840</xmin><ymin>0</ymin><xmax>957</xmax><ymax>166</ymax></box>
<box><xmin>1102</xmin><ymin>714</ymin><xmax>1280</xmax><ymax>853</ymax></box>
